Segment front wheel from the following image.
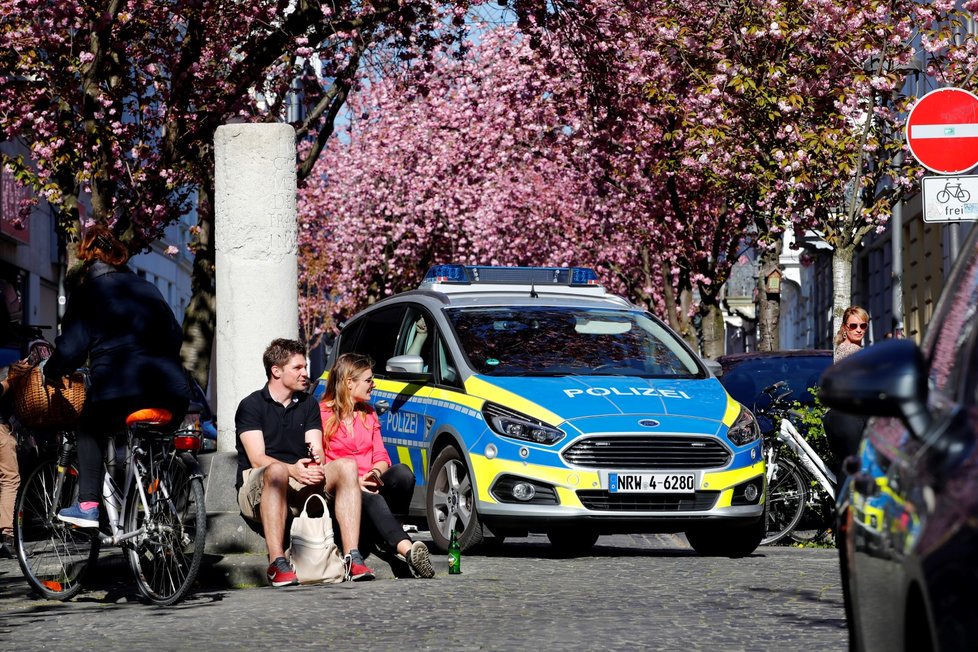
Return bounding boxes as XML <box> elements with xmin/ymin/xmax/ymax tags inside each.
<box><xmin>14</xmin><ymin>459</ymin><xmax>100</xmax><ymax>600</ymax></box>
<box><xmin>426</xmin><ymin>446</ymin><xmax>483</xmax><ymax>553</ymax></box>
<box><xmin>125</xmin><ymin>454</ymin><xmax>206</xmax><ymax>606</ymax></box>
<box><xmin>762</xmin><ymin>458</ymin><xmax>807</xmax><ymax>545</ymax></box>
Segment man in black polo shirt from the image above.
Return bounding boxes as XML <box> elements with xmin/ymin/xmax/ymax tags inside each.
<box><xmin>235</xmin><ymin>338</ymin><xmax>374</xmax><ymax>586</ymax></box>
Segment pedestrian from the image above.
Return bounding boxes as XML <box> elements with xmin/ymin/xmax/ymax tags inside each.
<box><xmin>319</xmin><ymin>352</ymin><xmax>435</xmax><ymax>578</ymax></box>
<box><xmin>0</xmin><ymin>289</ymin><xmax>19</xmax><ymax>558</ymax></box>
<box><xmin>43</xmin><ymin>226</ymin><xmax>192</xmax><ymax>529</ymax></box>
<box><xmin>833</xmin><ymin>305</ymin><xmax>870</xmax><ymax>362</ymax></box>
<box><xmin>0</xmin><ymin>279</ymin><xmax>46</xmax><ymax>558</ymax></box>
<box><xmin>825</xmin><ymin>304</ymin><xmax>871</xmax><ymax>474</ymax></box>
<box><xmin>0</xmin><ymin>374</ymin><xmax>14</xmax><ymax>559</ymax></box>
<box><xmin>236</xmin><ymin>338</ymin><xmax>375</xmax><ymax>586</ymax></box>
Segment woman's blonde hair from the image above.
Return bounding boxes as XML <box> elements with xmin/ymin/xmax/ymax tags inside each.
<box><xmin>78</xmin><ymin>225</ymin><xmax>129</xmax><ymax>266</ymax></box>
<box><xmin>834</xmin><ymin>305</ymin><xmax>870</xmax><ymax>346</ymax></box>
<box><xmin>321</xmin><ymin>352</ymin><xmax>374</xmax><ymax>448</ymax></box>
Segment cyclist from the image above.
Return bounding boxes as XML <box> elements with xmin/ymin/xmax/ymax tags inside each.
<box><xmin>44</xmin><ymin>226</ymin><xmax>191</xmax><ymax>528</ymax></box>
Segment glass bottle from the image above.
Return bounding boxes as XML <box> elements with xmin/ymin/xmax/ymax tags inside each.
<box><xmin>448</xmin><ymin>529</ymin><xmax>461</xmax><ymax>575</ymax></box>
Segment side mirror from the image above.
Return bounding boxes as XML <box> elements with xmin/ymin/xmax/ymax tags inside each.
<box><xmin>819</xmin><ymin>339</ymin><xmax>930</xmax><ymax>439</ymax></box>
<box><xmin>385</xmin><ymin>355</ymin><xmax>432</xmax><ymax>383</ymax></box>
<box><xmin>704</xmin><ymin>359</ymin><xmax>722</xmax><ymax>377</ymax></box>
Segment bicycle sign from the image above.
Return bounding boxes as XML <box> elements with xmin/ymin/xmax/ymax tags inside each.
<box><xmin>922</xmin><ymin>175</ymin><xmax>978</xmax><ymax>223</ymax></box>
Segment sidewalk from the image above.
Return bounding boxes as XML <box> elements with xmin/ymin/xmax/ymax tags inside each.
<box><xmin>0</xmin><ymin>451</ymin><xmax>444</xmax><ymax>607</ymax></box>
<box><xmin>0</xmin><ymin>533</ymin><xmax>444</xmax><ymax>608</ymax></box>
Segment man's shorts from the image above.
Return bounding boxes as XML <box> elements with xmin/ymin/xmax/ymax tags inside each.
<box><xmin>238</xmin><ymin>465</ymin><xmax>333</xmax><ymax>523</ymax></box>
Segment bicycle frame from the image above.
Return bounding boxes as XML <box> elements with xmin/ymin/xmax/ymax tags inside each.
<box><xmin>99</xmin><ymin>434</ymin><xmax>159</xmax><ymax>546</ymax></box>
<box><xmin>776</xmin><ymin>413</ymin><xmax>837</xmax><ymax>500</ymax></box>
<box><xmin>101</xmin><ymin>430</ymin><xmax>204</xmax><ymax>546</ymax></box>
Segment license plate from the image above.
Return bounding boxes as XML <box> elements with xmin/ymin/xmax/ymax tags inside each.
<box><xmin>609</xmin><ymin>472</ymin><xmax>697</xmax><ymax>493</ymax></box>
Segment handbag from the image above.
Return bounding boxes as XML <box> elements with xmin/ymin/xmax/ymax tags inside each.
<box><xmin>287</xmin><ymin>493</ymin><xmax>346</xmax><ymax>584</ymax></box>
<box><xmin>6</xmin><ymin>361</ymin><xmax>86</xmax><ymax>430</ymax></box>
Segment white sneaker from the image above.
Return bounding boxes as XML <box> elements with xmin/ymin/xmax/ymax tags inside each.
<box><xmin>401</xmin><ymin>540</ymin><xmax>434</xmax><ymax>579</ymax></box>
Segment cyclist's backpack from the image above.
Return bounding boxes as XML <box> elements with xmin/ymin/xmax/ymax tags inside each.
<box><xmin>287</xmin><ymin>494</ymin><xmax>346</xmax><ymax>584</ymax></box>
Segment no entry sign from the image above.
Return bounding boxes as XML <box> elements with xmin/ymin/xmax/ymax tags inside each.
<box><xmin>906</xmin><ymin>87</ymin><xmax>978</xmax><ymax>175</ymax></box>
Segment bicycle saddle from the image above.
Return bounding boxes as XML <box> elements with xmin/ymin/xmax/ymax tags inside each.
<box><xmin>126</xmin><ymin>407</ymin><xmax>173</xmax><ymax>427</ymax></box>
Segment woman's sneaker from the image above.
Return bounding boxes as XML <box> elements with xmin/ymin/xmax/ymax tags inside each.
<box><xmin>266</xmin><ymin>556</ymin><xmax>299</xmax><ymax>587</ymax></box>
<box><xmin>57</xmin><ymin>503</ymin><xmax>98</xmax><ymax>528</ymax></box>
<box><xmin>404</xmin><ymin>541</ymin><xmax>435</xmax><ymax>578</ymax></box>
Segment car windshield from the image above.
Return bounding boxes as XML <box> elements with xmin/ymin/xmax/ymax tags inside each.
<box><xmin>446</xmin><ymin>306</ymin><xmax>703</xmax><ymax>377</ymax></box>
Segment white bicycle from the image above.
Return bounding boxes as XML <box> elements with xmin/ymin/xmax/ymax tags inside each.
<box><xmin>14</xmin><ymin>408</ymin><xmax>206</xmax><ymax>605</ymax></box>
<box><xmin>755</xmin><ymin>381</ymin><xmax>837</xmax><ymax>545</ymax></box>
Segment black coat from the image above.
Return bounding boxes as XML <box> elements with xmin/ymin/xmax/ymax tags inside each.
<box><xmin>45</xmin><ymin>261</ymin><xmax>192</xmax><ymax>405</ymax></box>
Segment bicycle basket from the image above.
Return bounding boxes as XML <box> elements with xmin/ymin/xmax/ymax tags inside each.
<box><xmin>7</xmin><ymin>363</ymin><xmax>86</xmax><ymax>429</ymax></box>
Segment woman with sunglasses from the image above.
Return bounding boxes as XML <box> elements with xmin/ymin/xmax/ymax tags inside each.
<box><xmin>834</xmin><ymin>305</ymin><xmax>870</xmax><ymax>362</ymax></box>
<box><xmin>318</xmin><ymin>352</ymin><xmax>434</xmax><ymax>578</ymax></box>
<box><xmin>824</xmin><ymin>305</ymin><xmax>871</xmax><ymax>473</ymax></box>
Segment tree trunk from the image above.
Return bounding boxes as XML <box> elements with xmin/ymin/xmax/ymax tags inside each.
<box><xmin>831</xmin><ymin>246</ymin><xmax>854</xmax><ymax>339</ymax></box>
<box><xmin>756</xmin><ymin>243</ymin><xmax>782</xmax><ymax>352</ymax></box>
<box><xmin>180</xmin><ymin>185</ymin><xmax>216</xmax><ymax>391</ymax></box>
<box><xmin>700</xmin><ymin>300</ymin><xmax>726</xmax><ymax>360</ymax></box>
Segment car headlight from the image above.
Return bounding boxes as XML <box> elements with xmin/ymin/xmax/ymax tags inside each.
<box><xmin>482</xmin><ymin>402</ymin><xmax>566</xmax><ymax>445</ymax></box>
<box><xmin>726</xmin><ymin>407</ymin><xmax>760</xmax><ymax>446</ymax></box>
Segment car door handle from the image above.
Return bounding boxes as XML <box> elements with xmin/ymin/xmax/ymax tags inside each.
<box><xmin>374</xmin><ymin>399</ymin><xmax>390</xmax><ymax>416</ymax></box>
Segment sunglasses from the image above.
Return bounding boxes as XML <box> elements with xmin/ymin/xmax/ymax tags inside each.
<box><xmin>847</xmin><ymin>323</ymin><xmax>867</xmax><ymax>331</ymax></box>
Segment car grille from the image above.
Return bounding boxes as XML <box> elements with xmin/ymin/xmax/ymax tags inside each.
<box><xmin>576</xmin><ymin>490</ymin><xmax>719</xmax><ymax>512</ymax></box>
<box><xmin>561</xmin><ymin>436</ymin><xmax>730</xmax><ymax>469</ymax></box>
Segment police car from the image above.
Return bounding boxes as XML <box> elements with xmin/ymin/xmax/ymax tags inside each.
<box><xmin>319</xmin><ymin>265</ymin><xmax>765</xmax><ymax>556</ymax></box>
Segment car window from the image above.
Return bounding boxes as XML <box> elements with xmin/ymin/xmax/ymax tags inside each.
<box><xmin>397</xmin><ymin>306</ymin><xmax>434</xmax><ymax>372</ymax></box>
<box><xmin>335</xmin><ymin>319</ymin><xmax>364</xmax><ymax>359</ymax></box>
<box><xmin>352</xmin><ymin>305</ymin><xmax>406</xmax><ymax>378</ymax></box>
<box><xmin>446</xmin><ymin>306</ymin><xmax>701</xmax><ymax>377</ymax></box>
<box><xmin>436</xmin><ymin>335</ymin><xmax>462</xmax><ymax>388</ymax></box>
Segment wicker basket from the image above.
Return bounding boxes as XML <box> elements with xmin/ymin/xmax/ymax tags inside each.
<box><xmin>7</xmin><ymin>363</ymin><xmax>86</xmax><ymax>430</ymax></box>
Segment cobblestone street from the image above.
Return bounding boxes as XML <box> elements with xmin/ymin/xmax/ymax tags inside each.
<box><xmin>0</xmin><ymin>533</ymin><xmax>847</xmax><ymax>651</ymax></box>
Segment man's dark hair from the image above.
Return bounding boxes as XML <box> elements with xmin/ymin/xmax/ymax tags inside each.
<box><xmin>263</xmin><ymin>338</ymin><xmax>306</xmax><ymax>379</ymax></box>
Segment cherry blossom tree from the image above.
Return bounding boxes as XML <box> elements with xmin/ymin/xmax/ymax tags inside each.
<box><xmin>795</xmin><ymin>1</ymin><xmax>978</xmax><ymax>335</ymax></box>
<box><xmin>298</xmin><ymin>26</ymin><xmax>601</xmax><ymax>345</ymax></box>
<box><xmin>0</xmin><ymin>0</ymin><xmax>529</xmax><ymax>385</ymax></box>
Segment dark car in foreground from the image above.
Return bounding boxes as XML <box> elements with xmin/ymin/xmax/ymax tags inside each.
<box><xmin>820</xmin><ymin>224</ymin><xmax>978</xmax><ymax>651</ymax></box>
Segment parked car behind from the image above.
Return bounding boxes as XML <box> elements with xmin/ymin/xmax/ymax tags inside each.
<box><xmin>820</xmin><ymin>223</ymin><xmax>978</xmax><ymax>652</ymax></box>
<box><xmin>717</xmin><ymin>349</ymin><xmax>832</xmax><ymax>432</ymax></box>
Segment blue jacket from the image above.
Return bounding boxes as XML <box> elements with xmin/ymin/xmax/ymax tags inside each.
<box><xmin>45</xmin><ymin>261</ymin><xmax>192</xmax><ymax>405</ymax></box>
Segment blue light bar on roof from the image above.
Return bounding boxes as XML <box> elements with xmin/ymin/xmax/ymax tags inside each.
<box><xmin>420</xmin><ymin>265</ymin><xmax>601</xmax><ymax>286</ymax></box>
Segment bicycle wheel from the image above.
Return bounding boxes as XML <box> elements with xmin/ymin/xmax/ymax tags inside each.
<box><xmin>762</xmin><ymin>458</ymin><xmax>807</xmax><ymax>546</ymax></box>
<box><xmin>14</xmin><ymin>459</ymin><xmax>100</xmax><ymax>600</ymax></box>
<box><xmin>789</xmin><ymin>489</ymin><xmax>833</xmax><ymax>544</ymax></box>
<box><xmin>124</xmin><ymin>454</ymin><xmax>206</xmax><ymax>606</ymax></box>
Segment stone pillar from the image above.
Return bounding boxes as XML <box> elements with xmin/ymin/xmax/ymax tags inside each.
<box><xmin>214</xmin><ymin>124</ymin><xmax>298</xmax><ymax>452</ymax></box>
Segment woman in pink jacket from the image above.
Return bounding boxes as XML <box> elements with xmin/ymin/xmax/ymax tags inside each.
<box><xmin>319</xmin><ymin>353</ymin><xmax>434</xmax><ymax>578</ymax></box>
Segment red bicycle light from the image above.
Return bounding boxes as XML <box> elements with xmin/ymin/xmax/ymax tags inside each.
<box><xmin>174</xmin><ymin>434</ymin><xmax>201</xmax><ymax>452</ymax></box>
